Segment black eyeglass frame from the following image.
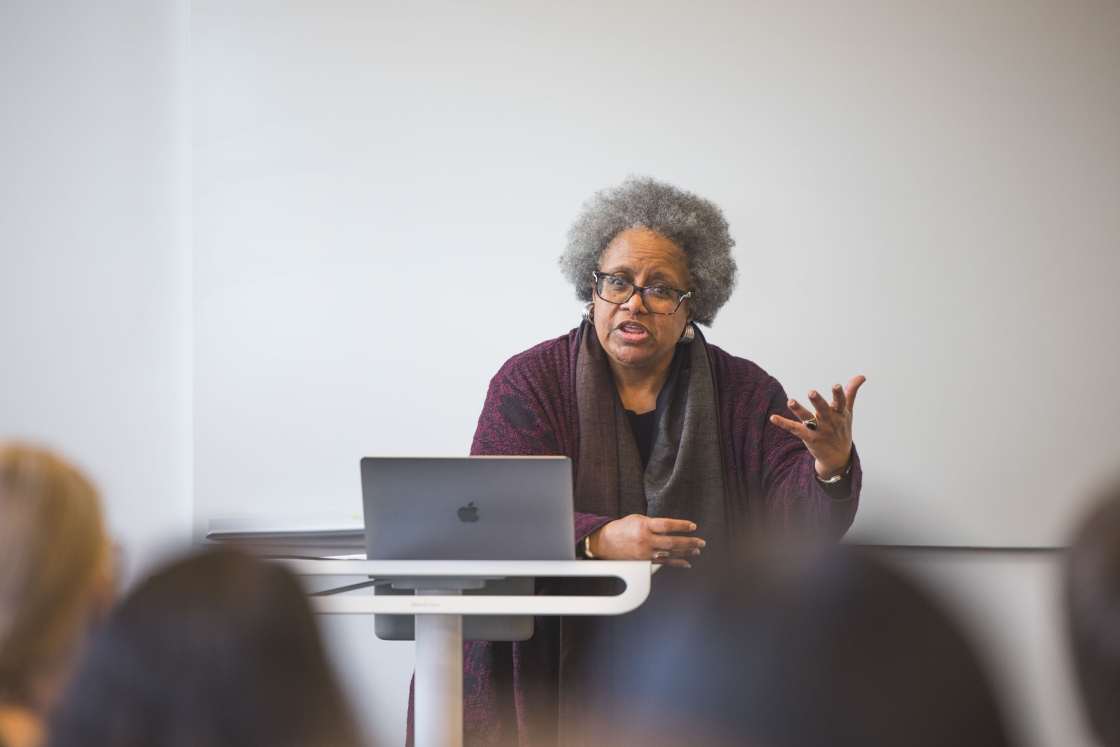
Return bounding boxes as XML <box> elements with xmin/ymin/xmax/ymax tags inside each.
<box><xmin>591</xmin><ymin>271</ymin><xmax>692</xmax><ymax>315</ymax></box>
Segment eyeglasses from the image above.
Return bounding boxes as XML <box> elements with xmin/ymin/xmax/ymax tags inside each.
<box><xmin>592</xmin><ymin>272</ymin><xmax>692</xmax><ymax>315</ymax></box>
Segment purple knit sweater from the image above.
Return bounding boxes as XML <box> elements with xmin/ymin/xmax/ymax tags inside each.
<box><xmin>408</xmin><ymin>328</ymin><xmax>861</xmax><ymax>747</ymax></box>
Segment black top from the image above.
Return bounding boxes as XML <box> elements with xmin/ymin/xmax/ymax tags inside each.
<box><xmin>626</xmin><ymin>409</ymin><xmax>658</xmax><ymax>469</ymax></box>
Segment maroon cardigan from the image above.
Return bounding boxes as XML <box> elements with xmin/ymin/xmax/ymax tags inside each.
<box><xmin>409</xmin><ymin>329</ymin><xmax>861</xmax><ymax>747</ymax></box>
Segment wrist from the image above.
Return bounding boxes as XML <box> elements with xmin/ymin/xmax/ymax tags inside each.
<box><xmin>585</xmin><ymin>528</ymin><xmax>604</xmax><ymax>559</ymax></box>
<box><xmin>815</xmin><ymin>459</ymin><xmax>852</xmax><ymax>483</ymax></box>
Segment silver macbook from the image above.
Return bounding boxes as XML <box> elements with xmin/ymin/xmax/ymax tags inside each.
<box><xmin>361</xmin><ymin>456</ymin><xmax>576</xmax><ymax>561</ymax></box>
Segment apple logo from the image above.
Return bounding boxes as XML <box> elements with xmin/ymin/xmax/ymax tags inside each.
<box><xmin>457</xmin><ymin>502</ymin><xmax>480</xmax><ymax>523</ymax></box>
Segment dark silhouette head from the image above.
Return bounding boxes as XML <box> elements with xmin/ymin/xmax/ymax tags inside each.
<box><xmin>49</xmin><ymin>549</ymin><xmax>363</xmax><ymax>747</ymax></box>
<box><xmin>590</xmin><ymin>546</ymin><xmax>1012</xmax><ymax>747</ymax></box>
<box><xmin>1066</xmin><ymin>481</ymin><xmax>1120</xmax><ymax>747</ymax></box>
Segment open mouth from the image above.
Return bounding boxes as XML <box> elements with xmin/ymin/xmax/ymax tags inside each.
<box><xmin>615</xmin><ymin>321</ymin><xmax>650</xmax><ymax>343</ymax></box>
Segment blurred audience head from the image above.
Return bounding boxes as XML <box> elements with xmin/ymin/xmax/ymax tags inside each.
<box><xmin>49</xmin><ymin>549</ymin><xmax>363</xmax><ymax>747</ymax></box>
<box><xmin>1065</xmin><ymin>478</ymin><xmax>1120</xmax><ymax>747</ymax></box>
<box><xmin>591</xmin><ymin>545</ymin><xmax>1012</xmax><ymax>747</ymax></box>
<box><xmin>0</xmin><ymin>443</ymin><xmax>113</xmax><ymax>744</ymax></box>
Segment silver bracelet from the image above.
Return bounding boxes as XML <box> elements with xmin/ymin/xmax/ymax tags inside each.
<box><xmin>584</xmin><ymin>535</ymin><xmax>597</xmax><ymax>559</ymax></box>
<box><xmin>816</xmin><ymin>461</ymin><xmax>853</xmax><ymax>485</ymax></box>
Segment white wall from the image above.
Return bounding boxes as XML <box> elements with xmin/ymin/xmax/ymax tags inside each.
<box><xmin>187</xmin><ymin>2</ymin><xmax>1120</xmax><ymax>743</ymax></box>
<box><xmin>0</xmin><ymin>0</ymin><xmax>193</xmax><ymax>577</ymax></box>
<box><xmin>1</xmin><ymin>3</ymin><xmax>1114</xmax><ymax>747</ymax></box>
<box><xmin>0</xmin><ymin>6</ymin><xmax>405</xmax><ymax>746</ymax></box>
<box><xmin>191</xmin><ymin>0</ymin><xmax>1120</xmax><ymax>548</ymax></box>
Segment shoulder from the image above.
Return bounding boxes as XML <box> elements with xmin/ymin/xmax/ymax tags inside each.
<box><xmin>704</xmin><ymin>341</ymin><xmax>801</xmax><ymax>467</ymax></box>
<box><xmin>705</xmin><ymin>341</ymin><xmax>784</xmax><ymax>399</ymax></box>
<box><xmin>487</xmin><ymin>328</ymin><xmax>579</xmax><ymax>392</ymax></box>
<box><xmin>473</xmin><ymin>330</ymin><xmax>579</xmax><ymax>456</ymax></box>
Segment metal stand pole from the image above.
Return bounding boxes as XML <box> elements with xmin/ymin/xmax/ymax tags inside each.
<box><xmin>413</xmin><ymin>589</ymin><xmax>463</xmax><ymax>747</ymax></box>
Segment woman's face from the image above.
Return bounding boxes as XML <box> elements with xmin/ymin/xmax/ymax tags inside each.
<box><xmin>593</xmin><ymin>228</ymin><xmax>693</xmax><ymax>373</ymax></box>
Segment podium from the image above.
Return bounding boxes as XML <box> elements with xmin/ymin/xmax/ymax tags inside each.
<box><xmin>284</xmin><ymin>559</ymin><xmax>653</xmax><ymax>747</ymax></box>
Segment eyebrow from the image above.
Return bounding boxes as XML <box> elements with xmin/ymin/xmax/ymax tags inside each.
<box><xmin>600</xmin><ymin>265</ymin><xmax>684</xmax><ymax>287</ymax></box>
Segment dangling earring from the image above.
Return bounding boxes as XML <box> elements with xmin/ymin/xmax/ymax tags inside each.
<box><xmin>582</xmin><ymin>302</ymin><xmax>595</xmax><ymax>325</ymax></box>
<box><xmin>678</xmin><ymin>323</ymin><xmax>695</xmax><ymax>344</ymax></box>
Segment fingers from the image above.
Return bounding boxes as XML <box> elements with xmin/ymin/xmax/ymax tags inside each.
<box><xmin>770</xmin><ymin>413</ymin><xmax>812</xmax><ymax>439</ymax></box>
<box><xmin>595</xmin><ymin>516</ymin><xmax>704</xmax><ymax>564</ymax></box>
<box><xmin>649</xmin><ymin>534</ymin><xmax>705</xmax><ymax>554</ymax></box>
<box><xmin>647</xmin><ymin>518</ymin><xmax>697</xmax><ymax>534</ymax></box>
<box><xmin>796</xmin><ymin>376</ymin><xmax>867</xmax><ymax>419</ymax></box>
<box><xmin>807</xmin><ymin>389</ymin><xmax>831</xmax><ymax>418</ymax></box>
<box><xmin>786</xmin><ymin>398</ymin><xmax>815</xmax><ymax>422</ymax></box>
<box><xmin>775</xmin><ymin>377</ymin><xmax>863</xmax><ymax>480</ymax></box>
<box><xmin>845</xmin><ymin>375</ymin><xmax>867</xmax><ymax>410</ymax></box>
<box><xmin>646</xmin><ymin>517</ymin><xmax>704</xmax><ymax>565</ymax></box>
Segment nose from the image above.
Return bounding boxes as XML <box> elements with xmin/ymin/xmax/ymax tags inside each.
<box><xmin>621</xmin><ymin>288</ymin><xmax>649</xmax><ymax>314</ymax></box>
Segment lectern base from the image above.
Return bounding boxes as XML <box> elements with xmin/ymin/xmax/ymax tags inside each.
<box><xmin>414</xmin><ymin>590</ymin><xmax>463</xmax><ymax>747</ymax></box>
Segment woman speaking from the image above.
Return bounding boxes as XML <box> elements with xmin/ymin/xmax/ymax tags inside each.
<box><xmin>458</xmin><ymin>176</ymin><xmax>865</xmax><ymax>746</ymax></box>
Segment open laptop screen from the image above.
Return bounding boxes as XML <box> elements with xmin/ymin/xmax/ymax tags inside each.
<box><xmin>361</xmin><ymin>456</ymin><xmax>576</xmax><ymax>561</ymax></box>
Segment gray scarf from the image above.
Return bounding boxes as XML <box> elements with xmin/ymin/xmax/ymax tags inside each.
<box><xmin>573</xmin><ymin>322</ymin><xmax>727</xmax><ymax>541</ymax></box>
<box><xmin>558</xmin><ymin>323</ymin><xmax>729</xmax><ymax>747</ymax></box>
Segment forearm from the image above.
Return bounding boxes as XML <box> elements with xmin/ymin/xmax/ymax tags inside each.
<box><xmin>767</xmin><ymin>446</ymin><xmax>861</xmax><ymax>541</ymax></box>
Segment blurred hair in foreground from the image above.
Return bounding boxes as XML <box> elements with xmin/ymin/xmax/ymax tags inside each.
<box><xmin>0</xmin><ymin>443</ymin><xmax>112</xmax><ymax>714</ymax></box>
<box><xmin>587</xmin><ymin>544</ymin><xmax>1013</xmax><ymax>747</ymax></box>
<box><xmin>1065</xmin><ymin>475</ymin><xmax>1120</xmax><ymax>747</ymax></box>
<box><xmin>48</xmin><ymin>549</ymin><xmax>365</xmax><ymax>747</ymax></box>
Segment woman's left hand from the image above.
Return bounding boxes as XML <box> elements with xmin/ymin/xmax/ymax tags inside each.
<box><xmin>770</xmin><ymin>375</ymin><xmax>866</xmax><ymax>480</ymax></box>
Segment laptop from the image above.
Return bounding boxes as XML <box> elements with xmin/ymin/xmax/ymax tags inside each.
<box><xmin>361</xmin><ymin>456</ymin><xmax>577</xmax><ymax>561</ymax></box>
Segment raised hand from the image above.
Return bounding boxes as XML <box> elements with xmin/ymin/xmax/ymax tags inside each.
<box><xmin>770</xmin><ymin>375</ymin><xmax>866</xmax><ymax>479</ymax></box>
<box><xmin>587</xmin><ymin>515</ymin><xmax>706</xmax><ymax>568</ymax></box>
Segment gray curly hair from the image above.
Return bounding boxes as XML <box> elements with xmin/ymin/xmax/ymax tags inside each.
<box><xmin>559</xmin><ymin>176</ymin><xmax>738</xmax><ymax>326</ymax></box>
